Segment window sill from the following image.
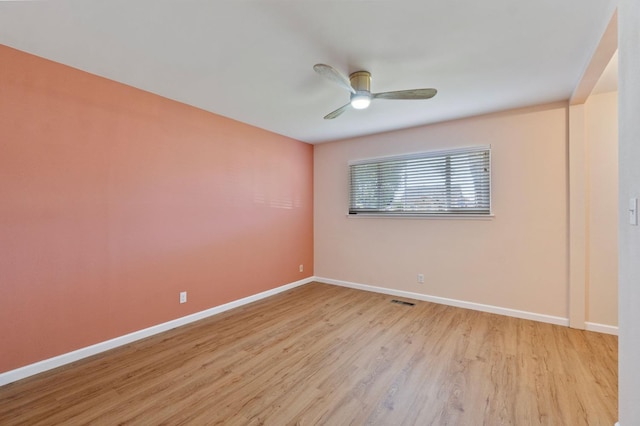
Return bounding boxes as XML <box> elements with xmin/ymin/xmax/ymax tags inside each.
<box><xmin>346</xmin><ymin>213</ymin><xmax>495</xmax><ymax>220</ymax></box>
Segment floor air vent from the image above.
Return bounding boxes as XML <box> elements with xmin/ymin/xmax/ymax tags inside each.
<box><xmin>391</xmin><ymin>299</ymin><xmax>415</xmax><ymax>306</ymax></box>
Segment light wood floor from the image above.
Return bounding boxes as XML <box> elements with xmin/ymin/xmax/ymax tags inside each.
<box><xmin>0</xmin><ymin>282</ymin><xmax>617</xmax><ymax>425</ymax></box>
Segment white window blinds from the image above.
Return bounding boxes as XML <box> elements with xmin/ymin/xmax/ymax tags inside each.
<box><xmin>349</xmin><ymin>146</ymin><xmax>491</xmax><ymax>216</ymax></box>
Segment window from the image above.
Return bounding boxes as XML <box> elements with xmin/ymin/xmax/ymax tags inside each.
<box><xmin>349</xmin><ymin>146</ymin><xmax>491</xmax><ymax>216</ymax></box>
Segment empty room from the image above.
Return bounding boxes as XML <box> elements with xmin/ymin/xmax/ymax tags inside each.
<box><xmin>1</xmin><ymin>1</ymin><xmax>639</xmax><ymax>425</ymax></box>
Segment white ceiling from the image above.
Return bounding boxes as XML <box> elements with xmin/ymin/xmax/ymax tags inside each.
<box><xmin>0</xmin><ymin>1</ymin><xmax>617</xmax><ymax>144</ymax></box>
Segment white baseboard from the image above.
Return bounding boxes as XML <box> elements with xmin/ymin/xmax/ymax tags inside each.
<box><xmin>585</xmin><ymin>321</ymin><xmax>619</xmax><ymax>336</ymax></box>
<box><xmin>0</xmin><ymin>277</ymin><xmax>314</xmax><ymax>387</ymax></box>
<box><xmin>316</xmin><ymin>277</ymin><xmax>570</xmax><ymax>327</ymax></box>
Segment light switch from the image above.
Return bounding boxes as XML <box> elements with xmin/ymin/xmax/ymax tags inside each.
<box><xmin>630</xmin><ymin>198</ymin><xmax>638</xmax><ymax>226</ymax></box>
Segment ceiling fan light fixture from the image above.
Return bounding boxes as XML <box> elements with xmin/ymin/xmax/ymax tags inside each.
<box><xmin>350</xmin><ymin>92</ymin><xmax>371</xmax><ymax>109</ymax></box>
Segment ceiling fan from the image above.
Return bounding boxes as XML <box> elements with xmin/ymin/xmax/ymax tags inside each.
<box><xmin>313</xmin><ymin>64</ymin><xmax>437</xmax><ymax>120</ymax></box>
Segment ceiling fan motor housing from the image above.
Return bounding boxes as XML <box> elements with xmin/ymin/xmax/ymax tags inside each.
<box><xmin>349</xmin><ymin>71</ymin><xmax>371</xmax><ymax>92</ymax></box>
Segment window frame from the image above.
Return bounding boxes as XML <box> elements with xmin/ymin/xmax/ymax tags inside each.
<box><xmin>348</xmin><ymin>146</ymin><xmax>492</xmax><ymax>218</ymax></box>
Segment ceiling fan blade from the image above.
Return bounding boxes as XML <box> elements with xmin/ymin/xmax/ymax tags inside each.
<box><xmin>314</xmin><ymin>64</ymin><xmax>356</xmax><ymax>94</ymax></box>
<box><xmin>373</xmin><ymin>88</ymin><xmax>437</xmax><ymax>100</ymax></box>
<box><xmin>324</xmin><ymin>103</ymin><xmax>351</xmax><ymax>120</ymax></box>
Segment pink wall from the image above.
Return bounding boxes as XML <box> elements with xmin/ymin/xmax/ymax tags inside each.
<box><xmin>0</xmin><ymin>45</ymin><xmax>313</xmax><ymax>373</ymax></box>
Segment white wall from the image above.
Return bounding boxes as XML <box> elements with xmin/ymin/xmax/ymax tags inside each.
<box><xmin>315</xmin><ymin>103</ymin><xmax>569</xmax><ymax>319</ymax></box>
<box><xmin>618</xmin><ymin>0</ymin><xmax>640</xmax><ymax>423</ymax></box>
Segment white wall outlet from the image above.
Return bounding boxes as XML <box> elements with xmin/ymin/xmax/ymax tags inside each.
<box><xmin>417</xmin><ymin>274</ymin><xmax>425</xmax><ymax>284</ymax></box>
<box><xmin>299</xmin><ymin>264</ymin><xmax>304</xmax><ymax>272</ymax></box>
<box><xmin>179</xmin><ymin>291</ymin><xmax>187</xmax><ymax>304</ymax></box>
<box><xmin>630</xmin><ymin>197</ymin><xmax>638</xmax><ymax>225</ymax></box>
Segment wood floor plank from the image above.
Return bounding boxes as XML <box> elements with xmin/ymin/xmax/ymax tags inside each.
<box><xmin>0</xmin><ymin>282</ymin><xmax>617</xmax><ymax>425</ymax></box>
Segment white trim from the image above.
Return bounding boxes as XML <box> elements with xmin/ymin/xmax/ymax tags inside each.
<box><xmin>0</xmin><ymin>277</ymin><xmax>314</xmax><ymax>387</ymax></box>
<box><xmin>585</xmin><ymin>321</ymin><xmax>619</xmax><ymax>335</ymax></box>
<box><xmin>346</xmin><ymin>213</ymin><xmax>495</xmax><ymax>220</ymax></box>
<box><xmin>316</xmin><ymin>277</ymin><xmax>570</xmax><ymax>327</ymax></box>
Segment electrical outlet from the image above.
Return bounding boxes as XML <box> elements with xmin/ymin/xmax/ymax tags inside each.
<box><xmin>299</xmin><ymin>264</ymin><xmax>304</xmax><ymax>272</ymax></box>
<box><xmin>417</xmin><ymin>274</ymin><xmax>425</xmax><ymax>284</ymax></box>
<box><xmin>179</xmin><ymin>291</ymin><xmax>187</xmax><ymax>304</ymax></box>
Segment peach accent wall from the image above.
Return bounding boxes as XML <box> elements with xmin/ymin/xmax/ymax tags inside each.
<box><xmin>314</xmin><ymin>103</ymin><xmax>568</xmax><ymax>318</ymax></box>
<box><xmin>585</xmin><ymin>91</ymin><xmax>618</xmax><ymax>326</ymax></box>
<box><xmin>0</xmin><ymin>45</ymin><xmax>313</xmax><ymax>373</ymax></box>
